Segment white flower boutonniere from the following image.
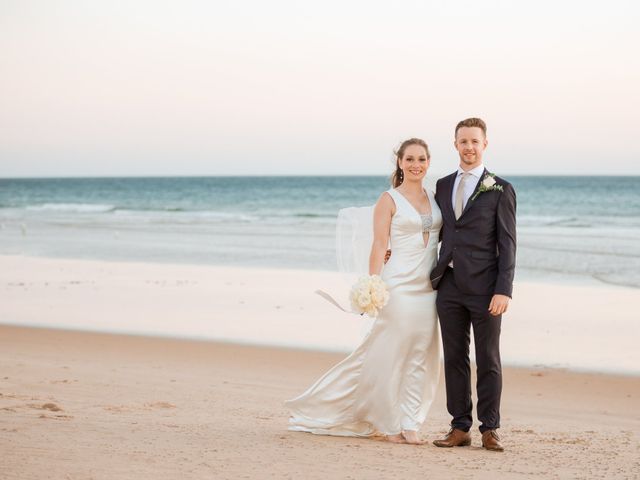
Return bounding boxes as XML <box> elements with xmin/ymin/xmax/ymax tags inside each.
<box><xmin>471</xmin><ymin>173</ymin><xmax>504</xmax><ymax>201</ymax></box>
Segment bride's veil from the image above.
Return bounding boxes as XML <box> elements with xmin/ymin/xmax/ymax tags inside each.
<box><xmin>315</xmin><ymin>204</ymin><xmax>376</xmax><ymax>316</ymax></box>
<box><xmin>336</xmin><ymin>205</ymin><xmax>375</xmax><ymax>278</ymax></box>
<box><xmin>330</xmin><ymin>204</ymin><xmax>380</xmax><ymax>335</ymax></box>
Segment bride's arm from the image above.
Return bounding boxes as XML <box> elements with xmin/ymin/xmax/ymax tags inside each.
<box><xmin>369</xmin><ymin>193</ymin><xmax>394</xmax><ymax>276</ymax></box>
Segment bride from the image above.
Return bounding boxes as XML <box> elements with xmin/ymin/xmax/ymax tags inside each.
<box><xmin>285</xmin><ymin>138</ymin><xmax>442</xmax><ymax>445</ymax></box>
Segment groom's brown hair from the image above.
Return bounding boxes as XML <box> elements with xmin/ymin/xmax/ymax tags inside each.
<box><xmin>455</xmin><ymin>117</ymin><xmax>487</xmax><ymax>137</ymax></box>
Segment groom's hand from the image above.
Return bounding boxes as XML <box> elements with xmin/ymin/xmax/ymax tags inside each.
<box><xmin>384</xmin><ymin>249</ymin><xmax>391</xmax><ymax>264</ymax></box>
<box><xmin>488</xmin><ymin>294</ymin><xmax>510</xmax><ymax>316</ymax></box>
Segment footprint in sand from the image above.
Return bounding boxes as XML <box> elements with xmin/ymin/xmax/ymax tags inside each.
<box><xmin>145</xmin><ymin>401</ymin><xmax>176</xmax><ymax>409</ymax></box>
<box><xmin>30</xmin><ymin>402</ymin><xmax>63</xmax><ymax>412</ymax></box>
<box><xmin>104</xmin><ymin>401</ymin><xmax>176</xmax><ymax>412</ymax></box>
<box><xmin>39</xmin><ymin>413</ymin><xmax>73</xmax><ymax>420</ymax></box>
<box><xmin>0</xmin><ymin>402</ymin><xmax>71</xmax><ymax>419</ymax></box>
<box><xmin>0</xmin><ymin>393</ymin><xmax>36</xmax><ymax>401</ymax></box>
<box><xmin>103</xmin><ymin>405</ymin><xmax>132</xmax><ymax>412</ymax></box>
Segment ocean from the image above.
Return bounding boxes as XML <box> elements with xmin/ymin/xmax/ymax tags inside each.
<box><xmin>1</xmin><ymin>175</ymin><xmax>639</xmax><ymax>288</ymax></box>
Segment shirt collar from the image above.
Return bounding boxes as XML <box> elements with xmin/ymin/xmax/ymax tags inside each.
<box><xmin>457</xmin><ymin>163</ymin><xmax>485</xmax><ymax>178</ymax></box>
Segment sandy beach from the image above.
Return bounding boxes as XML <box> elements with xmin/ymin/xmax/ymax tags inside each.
<box><xmin>1</xmin><ymin>325</ymin><xmax>638</xmax><ymax>480</ymax></box>
<box><xmin>1</xmin><ymin>254</ymin><xmax>639</xmax><ymax>479</ymax></box>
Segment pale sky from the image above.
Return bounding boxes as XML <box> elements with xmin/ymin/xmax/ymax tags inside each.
<box><xmin>1</xmin><ymin>0</ymin><xmax>639</xmax><ymax>177</ymax></box>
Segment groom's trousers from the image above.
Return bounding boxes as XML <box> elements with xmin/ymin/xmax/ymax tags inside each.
<box><xmin>436</xmin><ymin>267</ymin><xmax>502</xmax><ymax>433</ymax></box>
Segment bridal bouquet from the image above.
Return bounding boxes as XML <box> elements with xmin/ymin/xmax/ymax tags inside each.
<box><xmin>349</xmin><ymin>275</ymin><xmax>390</xmax><ymax>318</ymax></box>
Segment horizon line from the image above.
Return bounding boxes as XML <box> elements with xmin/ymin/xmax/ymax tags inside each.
<box><xmin>2</xmin><ymin>173</ymin><xmax>640</xmax><ymax>180</ymax></box>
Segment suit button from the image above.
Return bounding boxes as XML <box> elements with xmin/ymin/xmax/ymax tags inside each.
<box><xmin>455</xmin><ymin>229</ymin><xmax>459</xmax><ymax>233</ymax></box>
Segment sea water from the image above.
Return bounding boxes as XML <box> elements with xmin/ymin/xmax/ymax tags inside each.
<box><xmin>1</xmin><ymin>175</ymin><xmax>639</xmax><ymax>288</ymax></box>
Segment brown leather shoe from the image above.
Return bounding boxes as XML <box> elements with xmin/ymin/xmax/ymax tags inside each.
<box><xmin>433</xmin><ymin>428</ymin><xmax>472</xmax><ymax>448</ymax></box>
<box><xmin>481</xmin><ymin>430</ymin><xmax>504</xmax><ymax>452</ymax></box>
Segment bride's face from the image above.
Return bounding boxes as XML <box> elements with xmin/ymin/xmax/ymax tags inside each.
<box><xmin>399</xmin><ymin>144</ymin><xmax>429</xmax><ymax>182</ymax></box>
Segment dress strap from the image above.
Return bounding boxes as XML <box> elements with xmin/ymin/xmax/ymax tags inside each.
<box><xmin>425</xmin><ymin>188</ymin><xmax>434</xmax><ymax>204</ymax></box>
<box><xmin>385</xmin><ymin>189</ymin><xmax>405</xmax><ymax>215</ymax></box>
<box><xmin>385</xmin><ymin>188</ymin><xmax>402</xmax><ymax>206</ymax></box>
<box><xmin>387</xmin><ymin>187</ymin><xmax>431</xmax><ymax>214</ymax></box>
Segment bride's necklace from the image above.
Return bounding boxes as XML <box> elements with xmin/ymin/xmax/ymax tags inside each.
<box><xmin>420</xmin><ymin>213</ymin><xmax>433</xmax><ymax>233</ymax></box>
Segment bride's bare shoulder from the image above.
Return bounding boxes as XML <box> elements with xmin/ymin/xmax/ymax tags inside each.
<box><xmin>375</xmin><ymin>190</ymin><xmax>396</xmax><ymax>215</ymax></box>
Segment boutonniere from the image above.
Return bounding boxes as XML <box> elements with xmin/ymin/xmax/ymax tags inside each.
<box><xmin>471</xmin><ymin>173</ymin><xmax>504</xmax><ymax>201</ymax></box>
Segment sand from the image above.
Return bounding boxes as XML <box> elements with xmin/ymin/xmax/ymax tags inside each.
<box><xmin>0</xmin><ymin>326</ymin><xmax>638</xmax><ymax>479</ymax></box>
<box><xmin>0</xmin><ymin>254</ymin><xmax>639</xmax><ymax>479</ymax></box>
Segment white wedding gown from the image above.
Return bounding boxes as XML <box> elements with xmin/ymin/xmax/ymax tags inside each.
<box><xmin>285</xmin><ymin>188</ymin><xmax>442</xmax><ymax>436</ymax></box>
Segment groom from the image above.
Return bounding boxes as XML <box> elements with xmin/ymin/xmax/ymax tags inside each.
<box><xmin>430</xmin><ymin>117</ymin><xmax>516</xmax><ymax>452</ymax></box>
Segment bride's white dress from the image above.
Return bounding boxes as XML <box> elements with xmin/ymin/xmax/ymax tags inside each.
<box><xmin>285</xmin><ymin>188</ymin><xmax>442</xmax><ymax>436</ymax></box>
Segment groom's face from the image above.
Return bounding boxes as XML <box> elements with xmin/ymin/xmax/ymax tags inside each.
<box><xmin>454</xmin><ymin>127</ymin><xmax>488</xmax><ymax>169</ymax></box>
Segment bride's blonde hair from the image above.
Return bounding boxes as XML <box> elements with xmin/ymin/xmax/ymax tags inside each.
<box><xmin>391</xmin><ymin>138</ymin><xmax>430</xmax><ymax>188</ymax></box>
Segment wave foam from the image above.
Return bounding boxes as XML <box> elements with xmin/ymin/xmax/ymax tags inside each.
<box><xmin>26</xmin><ymin>203</ymin><xmax>117</xmax><ymax>213</ymax></box>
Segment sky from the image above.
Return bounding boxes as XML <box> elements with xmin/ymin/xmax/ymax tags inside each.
<box><xmin>1</xmin><ymin>0</ymin><xmax>639</xmax><ymax>177</ymax></box>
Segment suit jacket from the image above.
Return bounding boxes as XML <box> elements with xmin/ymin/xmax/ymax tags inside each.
<box><xmin>430</xmin><ymin>169</ymin><xmax>517</xmax><ymax>297</ymax></box>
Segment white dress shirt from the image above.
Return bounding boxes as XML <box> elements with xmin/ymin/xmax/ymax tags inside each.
<box><xmin>451</xmin><ymin>163</ymin><xmax>485</xmax><ymax>212</ymax></box>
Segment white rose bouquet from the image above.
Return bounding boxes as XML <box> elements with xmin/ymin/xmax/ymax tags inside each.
<box><xmin>349</xmin><ymin>274</ymin><xmax>390</xmax><ymax>318</ymax></box>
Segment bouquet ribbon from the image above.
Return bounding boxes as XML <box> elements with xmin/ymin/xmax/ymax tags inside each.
<box><xmin>314</xmin><ymin>290</ymin><xmax>360</xmax><ymax>315</ymax></box>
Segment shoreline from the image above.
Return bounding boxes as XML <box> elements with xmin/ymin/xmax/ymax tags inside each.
<box><xmin>2</xmin><ymin>254</ymin><xmax>639</xmax><ymax>376</ymax></box>
<box><xmin>1</xmin><ymin>324</ymin><xmax>638</xmax><ymax>479</ymax></box>
<box><xmin>1</xmin><ymin>249</ymin><xmax>638</xmax><ymax>290</ymax></box>
<box><xmin>3</xmin><ymin>322</ymin><xmax>639</xmax><ymax>379</ymax></box>
<box><xmin>3</xmin><ymin>323</ymin><xmax>638</xmax><ymax>382</ymax></box>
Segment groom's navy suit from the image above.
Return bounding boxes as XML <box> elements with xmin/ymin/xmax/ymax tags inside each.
<box><xmin>430</xmin><ymin>168</ymin><xmax>516</xmax><ymax>433</ymax></box>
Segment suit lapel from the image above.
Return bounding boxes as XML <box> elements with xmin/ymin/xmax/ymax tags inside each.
<box><xmin>442</xmin><ymin>172</ymin><xmax>457</xmax><ymax>222</ymax></box>
<box><xmin>460</xmin><ymin>168</ymin><xmax>488</xmax><ymax>218</ymax></box>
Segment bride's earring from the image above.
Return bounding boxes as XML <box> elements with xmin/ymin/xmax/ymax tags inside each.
<box><xmin>399</xmin><ymin>169</ymin><xmax>404</xmax><ymax>182</ymax></box>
